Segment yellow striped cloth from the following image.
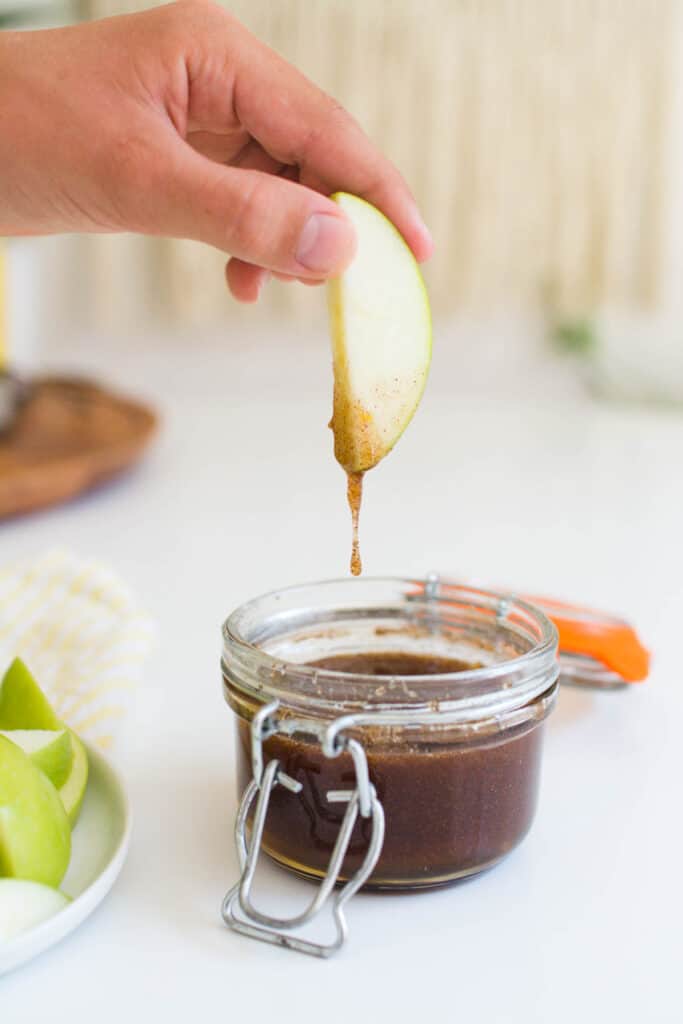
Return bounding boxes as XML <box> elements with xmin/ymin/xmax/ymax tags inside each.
<box><xmin>0</xmin><ymin>551</ymin><xmax>155</xmax><ymax>749</ymax></box>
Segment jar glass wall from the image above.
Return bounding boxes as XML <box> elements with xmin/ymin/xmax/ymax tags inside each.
<box><xmin>222</xmin><ymin>578</ymin><xmax>559</xmax><ymax>890</ymax></box>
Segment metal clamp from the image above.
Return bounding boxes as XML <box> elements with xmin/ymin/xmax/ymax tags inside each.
<box><xmin>221</xmin><ymin>700</ymin><xmax>385</xmax><ymax>958</ymax></box>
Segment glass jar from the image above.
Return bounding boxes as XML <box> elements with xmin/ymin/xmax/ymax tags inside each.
<box><xmin>222</xmin><ymin>578</ymin><xmax>559</xmax><ymax>896</ymax></box>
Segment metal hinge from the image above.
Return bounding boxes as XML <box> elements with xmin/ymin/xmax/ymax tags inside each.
<box><xmin>221</xmin><ymin>700</ymin><xmax>385</xmax><ymax>958</ymax></box>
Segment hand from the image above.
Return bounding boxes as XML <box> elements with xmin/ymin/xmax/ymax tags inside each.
<box><xmin>0</xmin><ymin>1</ymin><xmax>432</xmax><ymax>301</ymax></box>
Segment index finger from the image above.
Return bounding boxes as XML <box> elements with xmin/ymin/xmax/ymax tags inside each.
<box><xmin>231</xmin><ymin>28</ymin><xmax>433</xmax><ymax>262</ymax></box>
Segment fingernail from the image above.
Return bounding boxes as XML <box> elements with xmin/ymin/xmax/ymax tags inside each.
<box><xmin>296</xmin><ymin>213</ymin><xmax>354</xmax><ymax>273</ymax></box>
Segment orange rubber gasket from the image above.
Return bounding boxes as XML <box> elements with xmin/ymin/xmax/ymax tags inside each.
<box><xmin>524</xmin><ymin>595</ymin><xmax>650</xmax><ymax>683</ymax></box>
<box><xmin>406</xmin><ymin>581</ymin><xmax>650</xmax><ymax>683</ymax></box>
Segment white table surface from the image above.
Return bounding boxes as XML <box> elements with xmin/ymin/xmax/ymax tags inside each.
<box><xmin>1</xmin><ymin>313</ymin><xmax>681</xmax><ymax>1022</ymax></box>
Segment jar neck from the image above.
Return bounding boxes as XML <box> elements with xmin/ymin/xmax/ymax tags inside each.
<box><xmin>222</xmin><ymin>578</ymin><xmax>559</xmax><ymax>724</ymax></box>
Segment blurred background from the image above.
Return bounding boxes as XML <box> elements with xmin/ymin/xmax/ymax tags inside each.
<box><xmin>2</xmin><ymin>0</ymin><xmax>683</xmax><ymax>403</ymax></box>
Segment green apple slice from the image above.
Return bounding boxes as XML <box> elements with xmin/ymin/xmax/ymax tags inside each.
<box><xmin>58</xmin><ymin>732</ymin><xmax>88</xmax><ymax>826</ymax></box>
<box><xmin>327</xmin><ymin>192</ymin><xmax>432</xmax><ymax>474</ymax></box>
<box><xmin>0</xmin><ymin>659</ymin><xmax>89</xmax><ymax>825</ymax></box>
<box><xmin>0</xmin><ymin>879</ymin><xmax>70</xmax><ymax>941</ymax></box>
<box><xmin>0</xmin><ymin>735</ymin><xmax>71</xmax><ymax>887</ymax></box>
<box><xmin>0</xmin><ymin>729</ymin><xmax>73</xmax><ymax>789</ymax></box>
<box><xmin>0</xmin><ymin>658</ymin><xmax>62</xmax><ymax>731</ymax></box>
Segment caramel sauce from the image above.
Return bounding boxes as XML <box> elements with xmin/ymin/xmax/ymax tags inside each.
<box><xmin>346</xmin><ymin>471</ymin><xmax>364</xmax><ymax>576</ymax></box>
<box><xmin>329</xmin><ymin>382</ymin><xmax>374</xmax><ymax>576</ymax></box>
<box><xmin>313</xmin><ymin>651</ymin><xmax>479</xmax><ymax>675</ymax></box>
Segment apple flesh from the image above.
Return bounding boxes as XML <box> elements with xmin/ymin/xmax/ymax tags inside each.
<box><xmin>58</xmin><ymin>732</ymin><xmax>88</xmax><ymax>826</ymax></box>
<box><xmin>0</xmin><ymin>735</ymin><xmax>71</xmax><ymax>887</ymax></box>
<box><xmin>0</xmin><ymin>658</ymin><xmax>62</xmax><ymax>732</ymax></box>
<box><xmin>0</xmin><ymin>730</ymin><xmax>73</xmax><ymax>790</ymax></box>
<box><xmin>0</xmin><ymin>879</ymin><xmax>69</xmax><ymax>941</ymax></box>
<box><xmin>0</xmin><ymin>659</ymin><xmax>88</xmax><ymax>825</ymax></box>
<box><xmin>327</xmin><ymin>192</ymin><xmax>432</xmax><ymax>474</ymax></box>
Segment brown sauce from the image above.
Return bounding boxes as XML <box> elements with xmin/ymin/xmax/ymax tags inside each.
<box><xmin>233</xmin><ymin>651</ymin><xmax>550</xmax><ymax>889</ymax></box>
<box><xmin>346</xmin><ymin>471</ymin><xmax>363</xmax><ymax>576</ymax></box>
<box><xmin>312</xmin><ymin>651</ymin><xmax>479</xmax><ymax>675</ymax></box>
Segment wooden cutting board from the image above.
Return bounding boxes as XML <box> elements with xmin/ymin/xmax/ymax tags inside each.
<box><xmin>0</xmin><ymin>375</ymin><xmax>157</xmax><ymax>520</ymax></box>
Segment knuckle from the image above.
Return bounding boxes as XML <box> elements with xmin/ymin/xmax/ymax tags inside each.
<box><xmin>298</xmin><ymin>96</ymin><xmax>356</xmax><ymax>165</ymax></box>
<box><xmin>158</xmin><ymin>1</ymin><xmax>239</xmax><ymax>67</ymax></box>
<box><xmin>325</xmin><ymin>99</ymin><xmax>360</xmax><ymax>143</ymax></box>
<box><xmin>165</xmin><ymin>0</ymin><xmax>231</xmax><ymax>32</ymax></box>
<box><xmin>327</xmin><ymin>98</ymin><xmax>356</xmax><ymax>129</ymax></box>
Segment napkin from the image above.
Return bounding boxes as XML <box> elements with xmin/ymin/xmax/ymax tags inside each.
<box><xmin>0</xmin><ymin>550</ymin><xmax>155</xmax><ymax>749</ymax></box>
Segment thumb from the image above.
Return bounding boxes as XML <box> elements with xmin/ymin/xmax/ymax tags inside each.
<box><xmin>146</xmin><ymin>147</ymin><xmax>357</xmax><ymax>277</ymax></box>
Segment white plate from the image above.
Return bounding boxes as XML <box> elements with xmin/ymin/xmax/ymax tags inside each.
<box><xmin>0</xmin><ymin>744</ymin><xmax>131</xmax><ymax>975</ymax></box>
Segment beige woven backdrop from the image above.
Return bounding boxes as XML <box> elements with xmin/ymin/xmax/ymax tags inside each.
<box><xmin>81</xmin><ymin>0</ymin><xmax>680</xmax><ymax>326</ymax></box>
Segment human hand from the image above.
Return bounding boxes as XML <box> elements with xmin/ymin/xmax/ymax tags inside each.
<box><xmin>0</xmin><ymin>1</ymin><xmax>432</xmax><ymax>301</ymax></box>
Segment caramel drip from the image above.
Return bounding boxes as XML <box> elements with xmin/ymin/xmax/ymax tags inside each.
<box><xmin>346</xmin><ymin>471</ymin><xmax>364</xmax><ymax>576</ymax></box>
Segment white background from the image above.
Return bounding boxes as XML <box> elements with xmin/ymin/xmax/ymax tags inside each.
<box><xmin>1</xmin><ymin>317</ymin><xmax>681</xmax><ymax>1021</ymax></box>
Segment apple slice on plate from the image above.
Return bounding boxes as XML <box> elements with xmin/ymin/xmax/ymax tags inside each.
<box><xmin>0</xmin><ymin>729</ymin><xmax>73</xmax><ymax>789</ymax></box>
<box><xmin>0</xmin><ymin>657</ymin><xmax>62</xmax><ymax>731</ymax></box>
<box><xmin>58</xmin><ymin>732</ymin><xmax>88</xmax><ymax>826</ymax></box>
<box><xmin>0</xmin><ymin>735</ymin><xmax>71</xmax><ymax>887</ymax></box>
<box><xmin>0</xmin><ymin>659</ymin><xmax>89</xmax><ymax>825</ymax></box>
<box><xmin>0</xmin><ymin>880</ymin><xmax>69</xmax><ymax>941</ymax></box>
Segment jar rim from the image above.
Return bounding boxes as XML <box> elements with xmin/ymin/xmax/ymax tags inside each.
<box><xmin>222</xmin><ymin>577</ymin><xmax>559</xmax><ymax>722</ymax></box>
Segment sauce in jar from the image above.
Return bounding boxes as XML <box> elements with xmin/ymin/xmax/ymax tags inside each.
<box><xmin>234</xmin><ymin>651</ymin><xmax>553</xmax><ymax>888</ymax></box>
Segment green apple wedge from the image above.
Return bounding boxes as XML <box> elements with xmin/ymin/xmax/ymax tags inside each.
<box><xmin>0</xmin><ymin>878</ymin><xmax>70</xmax><ymax>941</ymax></box>
<box><xmin>59</xmin><ymin>732</ymin><xmax>88</xmax><ymax>826</ymax></box>
<box><xmin>0</xmin><ymin>658</ymin><xmax>62</xmax><ymax>731</ymax></box>
<box><xmin>0</xmin><ymin>735</ymin><xmax>71</xmax><ymax>887</ymax></box>
<box><xmin>0</xmin><ymin>729</ymin><xmax>73</xmax><ymax>789</ymax></box>
<box><xmin>327</xmin><ymin>192</ymin><xmax>432</xmax><ymax>474</ymax></box>
<box><xmin>0</xmin><ymin>659</ymin><xmax>89</xmax><ymax>825</ymax></box>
